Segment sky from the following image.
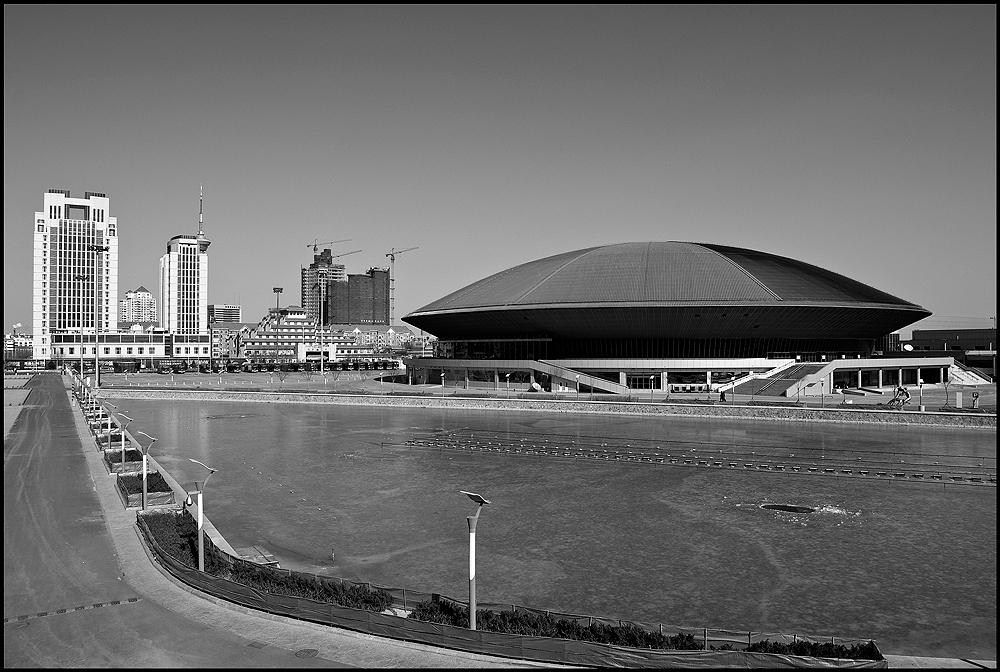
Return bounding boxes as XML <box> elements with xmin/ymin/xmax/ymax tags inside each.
<box><xmin>4</xmin><ymin>5</ymin><xmax>996</xmax><ymax>339</ymax></box>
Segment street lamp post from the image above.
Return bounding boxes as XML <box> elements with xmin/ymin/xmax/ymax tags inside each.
<box><xmin>918</xmin><ymin>378</ymin><xmax>924</xmax><ymax>411</ymax></box>
<box><xmin>87</xmin><ymin>245</ymin><xmax>110</xmax><ymax>387</ymax></box>
<box><xmin>273</xmin><ymin>287</ymin><xmax>283</xmax><ymax>310</ymax></box>
<box><xmin>314</xmin><ymin>281</ymin><xmax>325</xmax><ymax>376</ymax></box>
<box><xmin>135</xmin><ymin>431</ymin><xmax>158</xmax><ymax>511</ymax></box>
<box><xmin>117</xmin><ymin>414</ymin><xmax>133</xmax><ymax>472</ymax></box>
<box><xmin>505</xmin><ymin>373</ymin><xmax>510</xmax><ymax>399</ymax></box>
<box><xmin>101</xmin><ymin>401</ymin><xmax>117</xmax><ymax>444</ymax></box>
<box><xmin>73</xmin><ymin>274</ymin><xmax>89</xmax><ymax>379</ymax></box>
<box><xmin>459</xmin><ymin>490</ymin><xmax>491</xmax><ymax>630</ymax></box>
<box><xmin>576</xmin><ymin>374</ymin><xmax>580</xmax><ymax>401</ymax></box>
<box><xmin>649</xmin><ymin>375</ymin><xmax>654</xmax><ymax>403</ymax></box>
<box><xmin>441</xmin><ymin>372</ymin><xmax>446</xmax><ymax>397</ymax></box>
<box><xmin>186</xmin><ymin>459</ymin><xmax>218</xmax><ymax>572</ymax></box>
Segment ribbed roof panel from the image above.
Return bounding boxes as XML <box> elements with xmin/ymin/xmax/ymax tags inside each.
<box><xmin>408</xmin><ymin>242</ymin><xmax>924</xmax><ymax>317</ymax></box>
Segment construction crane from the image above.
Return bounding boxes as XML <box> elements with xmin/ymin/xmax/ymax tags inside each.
<box><xmin>385</xmin><ymin>247</ymin><xmax>419</xmax><ymax>326</ymax></box>
<box><xmin>307</xmin><ymin>238</ymin><xmax>351</xmax><ymax>253</ymax></box>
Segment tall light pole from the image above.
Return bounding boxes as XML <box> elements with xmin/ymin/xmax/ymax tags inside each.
<box><xmin>505</xmin><ymin>372</ymin><xmax>511</xmax><ymax>399</ymax></box>
<box><xmin>576</xmin><ymin>374</ymin><xmax>580</xmax><ymax>401</ymax></box>
<box><xmin>459</xmin><ymin>490</ymin><xmax>490</xmax><ymax>631</ymax></box>
<box><xmin>441</xmin><ymin>371</ymin><xmax>446</xmax><ymax>397</ymax></box>
<box><xmin>314</xmin><ymin>281</ymin><xmax>325</xmax><ymax>376</ymax></box>
<box><xmin>273</xmin><ymin>287</ymin><xmax>283</xmax><ymax>310</ymax></box>
<box><xmin>135</xmin><ymin>431</ymin><xmax>158</xmax><ymax>511</ymax></box>
<box><xmin>649</xmin><ymin>375</ymin><xmax>654</xmax><ymax>403</ymax></box>
<box><xmin>187</xmin><ymin>459</ymin><xmax>218</xmax><ymax>572</ymax></box>
<box><xmin>101</xmin><ymin>401</ymin><xmax>117</xmax><ymax>444</ymax></box>
<box><xmin>88</xmin><ymin>245</ymin><xmax>110</xmax><ymax>387</ymax></box>
<box><xmin>117</xmin><ymin>414</ymin><xmax>133</xmax><ymax>472</ymax></box>
<box><xmin>74</xmin><ymin>274</ymin><xmax>89</xmax><ymax>379</ymax></box>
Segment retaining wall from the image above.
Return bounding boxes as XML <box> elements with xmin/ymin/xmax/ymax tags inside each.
<box><xmin>101</xmin><ymin>389</ymin><xmax>996</xmax><ymax>429</ymax></box>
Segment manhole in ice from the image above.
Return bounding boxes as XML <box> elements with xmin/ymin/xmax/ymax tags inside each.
<box><xmin>761</xmin><ymin>504</ymin><xmax>816</xmax><ymax>513</ymax></box>
<box><xmin>295</xmin><ymin>649</ymin><xmax>319</xmax><ymax>658</ymax></box>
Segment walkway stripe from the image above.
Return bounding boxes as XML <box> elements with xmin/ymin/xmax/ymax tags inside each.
<box><xmin>4</xmin><ymin>597</ymin><xmax>141</xmax><ymax>623</ymax></box>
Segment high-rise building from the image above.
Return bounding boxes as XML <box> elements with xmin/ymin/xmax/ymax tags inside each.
<box><xmin>32</xmin><ymin>189</ymin><xmax>119</xmax><ymax>361</ymax></box>
<box><xmin>328</xmin><ymin>267</ymin><xmax>390</xmax><ymax>326</ymax></box>
<box><xmin>159</xmin><ymin>187</ymin><xmax>210</xmax><ymax>334</ymax></box>
<box><xmin>119</xmin><ymin>286</ymin><xmax>157</xmax><ymax>323</ymax></box>
<box><xmin>208</xmin><ymin>304</ymin><xmax>242</xmax><ymax>323</ymax></box>
<box><xmin>301</xmin><ymin>249</ymin><xmax>347</xmax><ymax>324</ymax></box>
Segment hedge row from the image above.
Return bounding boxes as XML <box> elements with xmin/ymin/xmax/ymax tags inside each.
<box><xmin>408</xmin><ymin>599</ymin><xmax>702</xmax><ymax>650</ymax></box>
<box><xmin>143</xmin><ymin>511</ymin><xmax>392</xmax><ymax>612</ymax></box>
<box><xmin>744</xmin><ymin>638</ymin><xmax>882</xmax><ymax>660</ymax></box>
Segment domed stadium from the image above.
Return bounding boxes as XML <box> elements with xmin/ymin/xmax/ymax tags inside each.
<box><xmin>402</xmin><ymin>242</ymin><xmax>942</xmax><ymax>395</ymax></box>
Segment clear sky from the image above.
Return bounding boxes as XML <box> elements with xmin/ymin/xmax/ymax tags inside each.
<box><xmin>4</xmin><ymin>5</ymin><xmax>996</xmax><ymax>338</ymax></box>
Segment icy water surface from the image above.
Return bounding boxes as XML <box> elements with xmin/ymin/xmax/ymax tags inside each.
<box><xmin>113</xmin><ymin>399</ymin><xmax>997</xmax><ymax>659</ymax></box>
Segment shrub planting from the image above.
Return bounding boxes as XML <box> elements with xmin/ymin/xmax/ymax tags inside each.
<box><xmin>408</xmin><ymin>600</ymin><xmax>702</xmax><ymax>650</ymax></box>
<box><xmin>118</xmin><ymin>472</ymin><xmax>171</xmax><ymax>495</ymax></box>
<box><xmin>745</xmin><ymin>638</ymin><xmax>881</xmax><ymax>660</ymax></box>
<box><xmin>141</xmin><ymin>511</ymin><xmax>392</xmax><ymax>613</ymax></box>
<box><xmin>103</xmin><ymin>448</ymin><xmax>144</xmax><ymax>469</ymax></box>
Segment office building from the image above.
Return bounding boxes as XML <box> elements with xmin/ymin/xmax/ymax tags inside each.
<box><xmin>159</xmin><ymin>188</ymin><xmax>210</xmax><ymax>334</ymax></box>
<box><xmin>32</xmin><ymin>189</ymin><xmax>119</xmax><ymax>361</ymax></box>
<box><xmin>208</xmin><ymin>304</ymin><xmax>242</xmax><ymax>323</ymax></box>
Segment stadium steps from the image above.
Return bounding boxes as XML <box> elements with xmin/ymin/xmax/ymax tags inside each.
<box><xmin>533</xmin><ymin>360</ymin><xmax>630</xmax><ymax>395</ymax></box>
<box><xmin>949</xmin><ymin>362</ymin><xmax>992</xmax><ymax>385</ymax></box>
<box><xmin>732</xmin><ymin>363</ymin><xmax>826</xmax><ymax>397</ymax></box>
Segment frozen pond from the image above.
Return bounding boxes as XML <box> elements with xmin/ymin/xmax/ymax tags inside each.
<box><xmin>111</xmin><ymin>398</ymin><xmax>996</xmax><ymax>659</ymax></box>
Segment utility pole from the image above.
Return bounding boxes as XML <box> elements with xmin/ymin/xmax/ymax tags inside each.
<box><xmin>385</xmin><ymin>247</ymin><xmax>419</xmax><ymax>326</ymax></box>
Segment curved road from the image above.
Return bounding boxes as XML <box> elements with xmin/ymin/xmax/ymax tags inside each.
<box><xmin>3</xmin><ymin>374</ymin><xmax>544</xmax><ymax>668</ymax></box>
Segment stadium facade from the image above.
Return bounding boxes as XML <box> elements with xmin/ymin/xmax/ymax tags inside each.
<box><xmin>401</xmin><ymin>242</ymin><xmax>964</xmax><ymax>396</ymax></box>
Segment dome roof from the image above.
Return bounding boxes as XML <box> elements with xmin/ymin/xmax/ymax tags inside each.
<box><xmin>412</xmin><ymin>242</ymin><xmax>916</xmax><ymax>312</ymax></box>
<box><xmin>403</xmin><ymin>242</ymin><xmax>929</xmax><ymax>341</ymax></box>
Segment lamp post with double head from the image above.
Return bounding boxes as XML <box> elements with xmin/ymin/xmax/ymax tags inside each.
<box><xmin>135</xmin><ymin>431</ymin><xmax>158</xmax><ymax>511</ymax></box>
<box><xmin>186</xmin><ymin>459</ymin><xmax>218</xmax><ymax>572</ymax></box>
<box><xmin>459</xmin><ymin>490</ymin><xmax>491</xmax><ymax>630</ymax></box>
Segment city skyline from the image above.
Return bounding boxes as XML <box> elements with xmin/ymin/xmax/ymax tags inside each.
<box><xmin>4</xmin><ymin>6</ymin><xmax>996</xmax><ymax>339</ymax></box>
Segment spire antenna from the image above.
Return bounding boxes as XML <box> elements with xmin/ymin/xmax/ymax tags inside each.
<box><xmin>198</xmin><ymin>184</ymin><xmax>204</xmax><ymax>236</ymax></box>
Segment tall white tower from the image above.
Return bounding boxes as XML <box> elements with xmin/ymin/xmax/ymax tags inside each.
<box><xmin>159</xmin><ymin>186</ymin><xmax>211</xmax><ymax>334</ymax></box>
<box><xmin>32</xmin><ymin>189</ymin><xmax>119</xmax><ymax>361</ymax></box>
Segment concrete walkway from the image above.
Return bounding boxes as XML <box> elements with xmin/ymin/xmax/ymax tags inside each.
<box><xmin>4</xmin><ymin>373</ymin><xmax>995</xmax><ymax>668</ymax></box>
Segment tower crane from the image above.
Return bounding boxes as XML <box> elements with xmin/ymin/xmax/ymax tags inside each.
<box><xmin>308</xmin><ymin>238</ymin><xmax>351</xmax><ymax>253</ymax></box>
<box><xmin>385</xmin><ymin>247</ymin><xmax>419</xmax><ymax>326</ymax></box>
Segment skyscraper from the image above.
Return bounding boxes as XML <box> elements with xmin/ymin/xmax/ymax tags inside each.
<box><xmin>32</xmin><ymin>189</ymin><xmax>119</xmax><ymax>361</ymax></box>
<box><xmin>159</xmin><ymin>187</ymin><xmax>210</xmax><ymax>334</ymax></box>
<box><xmin>301</xmin><ymin>249</ymin><xmax>347</xmax><ymax>325</ymax></box>
<box><xmin>328</xmin><ymin>267</ymin><xmax>390</xmax><ymax>325</ymax></box>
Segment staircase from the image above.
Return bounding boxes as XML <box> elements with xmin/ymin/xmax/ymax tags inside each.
<box><xmin>949</xmin><ymin>362</ymin><xmax>993</xmax><ymax>385</ymax></box>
